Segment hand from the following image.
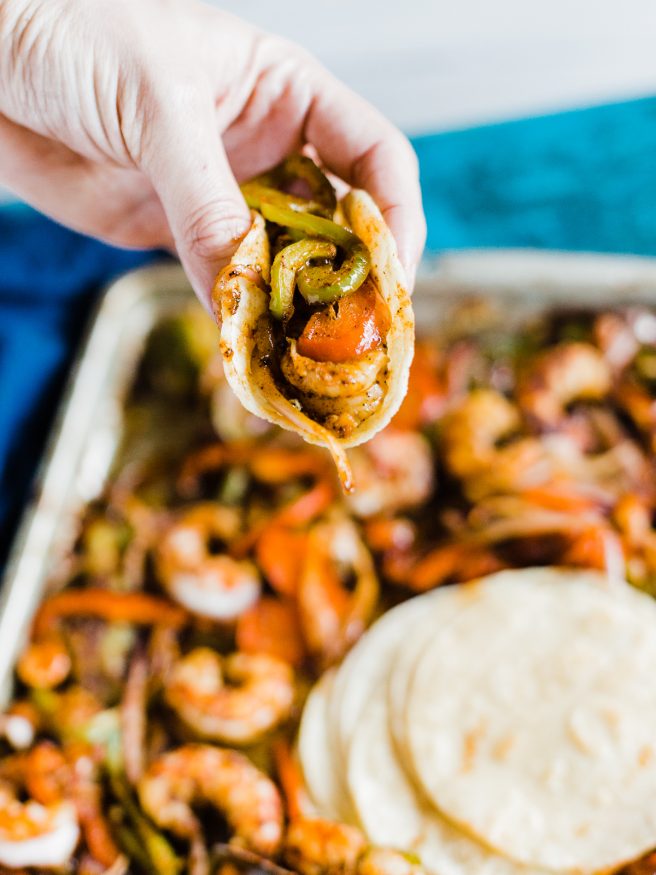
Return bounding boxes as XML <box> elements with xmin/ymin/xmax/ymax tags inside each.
<box><xmin>0</xmin><ymin>0</ymin><xmax>426</xmax><ymax>304</ymax></box>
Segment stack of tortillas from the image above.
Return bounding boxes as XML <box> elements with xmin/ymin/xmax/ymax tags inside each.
<box><xmin>297</xmin><ymin>568</ymin><xmax>656</xmax><ymax>875</ymax></box>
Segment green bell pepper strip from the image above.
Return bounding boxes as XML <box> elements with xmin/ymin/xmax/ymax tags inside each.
<box><xmin>241</xmin><ymin>182</ymin><xmax>327</xmax><ymax>216</ymax></box>
<box><xmin>260</xmin><ymin>202</ymin><xmax>371</xmax><ymax>305</ymax></box>
<box><xmin>243</xmin><ymin>154</ymin><xmax>337</xmax><ymax>218</ymax></box>
<box><xmin>110</xmin><ymin>773</ymin><xmax>182</xmax><ymax>875</ymax></box>
<box><xmin>276</xmin><ymin>153</ymin><xmax>337</xmax><ymax>214</ymax></box>
<box><xmin>270</xmin><ymin>238</ymin><xmax>336</xmax><ymax>320</ymax></box>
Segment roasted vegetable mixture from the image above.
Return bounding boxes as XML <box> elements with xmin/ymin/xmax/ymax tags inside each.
<box><xmin>2</xmin><ymin>301</ymin><xmax>656</xmax><ymax>874</ymax></box>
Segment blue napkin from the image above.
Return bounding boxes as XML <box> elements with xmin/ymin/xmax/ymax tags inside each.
<box><xmin>2</xmin><ymin>95</ymin><xmax>656</xmax><ymax>563</ymax></box>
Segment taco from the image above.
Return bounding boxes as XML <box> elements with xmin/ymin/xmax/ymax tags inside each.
<box><xmin>211</xmin><ymin>155</ymin><xmax>415</xmax><ymax>491</ymax></box>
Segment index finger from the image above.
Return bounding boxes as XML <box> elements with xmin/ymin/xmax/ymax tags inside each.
<box><xmin>303</xmin><ymin>65</ymin><xmax>426</xmax><ymax>284</ymax></box>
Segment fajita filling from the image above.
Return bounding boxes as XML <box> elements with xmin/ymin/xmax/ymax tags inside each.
<box><xmin>240</xmin><ymin>156</ymin><xmax>393</xmax><ymax>439</ymax></box>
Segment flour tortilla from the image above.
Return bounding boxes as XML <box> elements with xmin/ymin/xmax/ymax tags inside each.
<box><xmin>297</xmin><ymin>670</ymin><xmax>353</xmax><ymax>822</ymax></box>
<box><xmin>212</xmin><ymin>192</ymin><xmax>415</xmax><ymax>487</ymax></box>
<box><xmin>317</xmin><ymin>588</ymin><xmax>550</xmax><ymax>875</ymax></box>
<box><xmin>403</xmin><ymin>568</ymin><xmax>656</xmax><ymax>873</ymax></box>
<box><xmin>330</xmin><ymin>595</ymin><xmax>432</xmax><ymax>769</ymax></box>
<box><xmin>347</xmin><ymin>654</ymin><xmax>549</xmax><ymax>875</ymax></box>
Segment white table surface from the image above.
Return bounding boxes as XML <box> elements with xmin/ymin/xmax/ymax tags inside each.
<box><xmin>2</xmin><ymin>0</ymin><xmax>655</xmax><ymax>203</ymax></box>
<box><xmin>213</xmin><ymin>0</ymin><xmax>656</xmax><ymax>134</ymax></box>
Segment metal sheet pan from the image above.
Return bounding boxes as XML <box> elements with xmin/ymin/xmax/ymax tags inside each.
<box><xmin>4</xmin><ymin>249</ymin><xmax>656</xmax><ymax>707</ymax></box>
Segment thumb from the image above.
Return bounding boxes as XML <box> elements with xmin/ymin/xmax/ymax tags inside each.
<box><xmin>141</xmin><ymin>95</ymin><xmax>251</xmax><ymax>308</ymax></box>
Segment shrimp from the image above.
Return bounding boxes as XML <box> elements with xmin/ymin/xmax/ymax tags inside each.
<box><xmin>156</xmin><ymin>503</ymin><xmax>260</xmax><ymax>621</ymax></box>
<box><xmin>516</xmin><ymin>341</ymin><xmax>611</xmax><ymax>428</ymax></box>
<box><xmin>0</xmin><ymin>703</ymin><xmax>39</xmax><ymax>751</ymax></box>
<box><xmin>440</xmin><ymin>389</ymin><xmax>549</xmax><ymax>498</ymax></box>
<box><xmin>0</xmin><ymin>783</ymin><xmax>79</xmax><ymax>869</ymax></box>
<box><xmin>137</xmin><ymin>744</ymin><xmax>283</xmax><ymax>856</ymax></box>
<box><xmin>282</xmin><ymin>344</ymin><xmax>387</xmax><ymax>400</ymax></box>
<box><xmin>284</xmin><ymin>818</ymin><xmax>366</xmax><ymax>875</ymax></box>
<box><xmin>164</xmin><ymin>649</ymin><xmax>295</xmax><ymax>745</ymax></box>
<box><xmin>284</xmin><ymin>819</ymin><xmax>426</xmax><ymax>875</ymax></box>
<box><xmin>280</xmin><ymin>342</ymin><xmax>387</xmax><ymax>439</ymax></box>
<box><xmin>16</xmin><ymin>635</ymin><xmax>71</xmax><ymax>690</ymax></box>
<box><xmin>297</xmin><ymin>517</ymin><xmax>379</xmax><ymax>667</ymax></box>
<box><xmin>347</xmin><ymin>430</ymin><xmax>435</xmax><ymax>518</ymax></box>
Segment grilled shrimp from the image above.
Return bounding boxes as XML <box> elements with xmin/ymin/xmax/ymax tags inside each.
<box><xmin>516</xmin><ymin>341</ymin><xmax>611</xmax><ymax>428</ymax></box>
<box><xmin>282</xmin><ymin>344</ymin><xmax>387</xmax><ymax>399</ymax></box>
<box><xmin>280</xmin><ymin>342</ymin><xmax>387</xmax><ymax>439</ymax></box>
<box><xmin>0</xmin><ymin>703</ymin><xmax>38</xmax><ymax>751</ymax></box>
<box><xmin>297</xmin><ymin>517</ymin><xmax>379</xmax><ymax>667</ymax></box>
<box><xmin>138</xmin><ymin>744</ymin><xmax>283</xmax><ymax>855</ymax></box>
<box><xmin>157</xmin><ymin>503</ymin><xmax>260</xmax><ymax>620</ymax></box>
<box><xmin>440</xmin><ymin>389</ymin><xmax>548</xmax><ymax>498</ymax></box>
<box><xmin>164</xmin><ymin>649</ymin><xmax>295</xmax><ymax>745</ymax></box>
<box><xmin>0</xmin><ymin>782</ymin><xmax>79</xmax><ymax>869</ymax></box>
<box><xmin>284</xmin><ymin>819</ymin><xmax>425</xmax><ymax>875</ymax></box>
<box><xmin>16</xmin><ymin>636</ymin><xmax>71</xmax><ymax>690</ymax></box>
<box><xmin>347</xmin><ymin>430</ymin><xmax>434</xmax><ymax>518</ymax></box>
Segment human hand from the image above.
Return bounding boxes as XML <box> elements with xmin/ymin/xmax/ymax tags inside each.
<box><xmin>0</xmin><ymin>0</ymin><xmax>425</xmax><ymax>305</ymax></box>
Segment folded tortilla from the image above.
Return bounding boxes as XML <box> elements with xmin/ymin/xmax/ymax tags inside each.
<box><xmin>211</xmin><ymin>190</ymin><xmax>415</xmax><ymax>490</ymax></box>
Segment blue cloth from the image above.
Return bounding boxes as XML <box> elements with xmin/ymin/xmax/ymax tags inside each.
<box><xmin>0</xmin><ymin>206</ymin><xmax>160</xmax><ymax>560</ymax></box>
<box><xmin>2</xmin><ymin>95</ymin><xmax>656</xmax><ymax>563</ymax></box>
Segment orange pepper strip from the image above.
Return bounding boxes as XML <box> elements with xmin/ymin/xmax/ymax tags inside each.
<box><xmin>400</xmin><ymin>543</ymin><xmax>503</xmax><ymax>592</ymax></box>
<box><xmin>391</xmin><ymin>342</ymin><xmax>445</xmax><ymax>430</ymax></box>
<box><xmin>72</xmin><ymin>767</ymin><xmax>121</xmax><ymax>867</ymax></box>
<box><xmin>274</xmin><ymin>479</ymin><xmax>335</xmax><ymax>528</ymax></box>
<box><xmin>272</xmin><ymin>739</ymin><xmax>312</xmax><ymax>822</ymax></box>
<box><xmin>519</xmin><ymin>484</ymin><xmax>601</xmax><ymax>514</ymax></box>
<box><xmin>236</xmin><ymin>597</ymin><xmax>307</xmax><ymax>667</ymax></box>
<box><xmin>256</xmin><ymin>526</ymin><xmax>308</xmax><ymax>597</ymax></box>
<box><xmin>33</xmin><ymin>590</ymin><xmax>188</xmax><ymax>639</ymax></box>
<box><xmin>248</xmin><ymin>448</ymin><xmax>327</xmax><ymax>484</ymax></box>
<box><xmin>562</xmin><ymin>525</ymin><xmax>625</xmax><ymax>571</ymax></box>
<box><xmin>231</xmin><ymin>479</ymin><xmax>335</xmax><ymax>559</ymax></box>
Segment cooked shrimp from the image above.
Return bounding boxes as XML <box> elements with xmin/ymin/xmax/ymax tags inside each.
<box><xmin>164</xmin><ymin>649</ymin><xmax>295</xmax><ymax>745</ymax></box>
<box><xmin>347</xmin><ymin>430</ymin><xmax>434</xmax><ymax>518</ymax></box>
<box><xmin>441</xmin><ymin>388</ymin><xmax>523</xmax><ymax>478</ymax></box>
<box><xmin>0</xmin><ymin>703</ymin><xmax>38</xmax><ymax>751</ymax></box>
<box><xmin>138</xmin><ymin>744</ymin><xmax>283</xmax><ymax>855</ymax></box>
<box><xmin>156</xmin><ymin>503</ymin><xmax>260</xmax><ymax>620</ymax></box>
<box><xmin>16</xmin><ymin>635</ymin><xmax>71</xmax><ymax>690</ymax></box>
<box><xmin>282</xmin><ymin>344</ymin><xmax>387</xmax><ymax>399</ymax></box>
<box><xmin>297</xmin><ymin>517</ymin><xmax>379</xmax><ymax>666</ymax></box>
<box><xmin>440</xmin><ymin>389</ymin><xmax>549</xmax><ymax>498</ymax></box>
<box><xmin>284</xmin><ymin>818</ymin><xmax>367</xmax><ymax>875</ymax></box>
<box><xmin>0</xmin><ymin>783</ymin><xmax>79</xmax><ymax>869</ymax></box>
<box><xmin>284</xmin><ymin>819</ymin><xmax>426</xmax><ymax>875</ymax></box>
<box><xmin>280</xmin><ymin>342</ymin><xmax>387</xmax><ymax>439</ymax></box>
<box><xmin>517</xmin><ymin>341</ymin><xmax>611</xmax><ymax>428</ymax></box>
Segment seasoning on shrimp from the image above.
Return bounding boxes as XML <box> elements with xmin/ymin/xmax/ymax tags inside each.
<box><xmin>138</xmin><ymin>744</ymin><xmax>284</xmax><ymax>856</ymax></box>
<box><xmin>164</xmin><ymin>650</ymin><xmax>295</xmax><ymax>745</ymax></box>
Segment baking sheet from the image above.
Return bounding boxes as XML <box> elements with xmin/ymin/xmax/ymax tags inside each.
<box><xmin>3</xmin><ymin>249</ymin><xmax>656</xmax><ymax>707</ymax></box>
